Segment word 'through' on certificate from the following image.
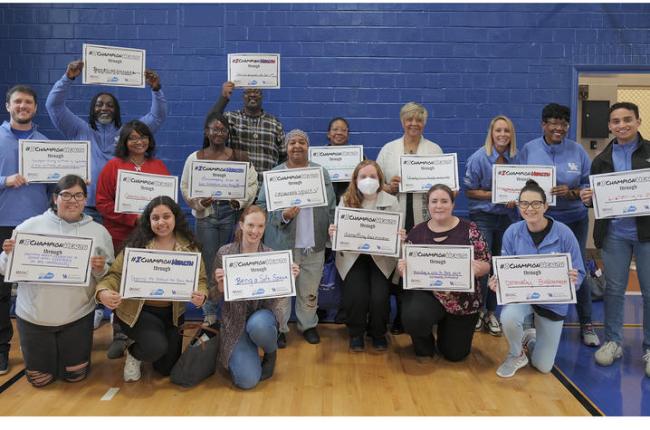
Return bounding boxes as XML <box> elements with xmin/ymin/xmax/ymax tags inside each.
<box><xmin>332</xmin><ymin>207</ymin><xmax>402</xmax><ymax>257</ymax></box>
<box><xmin>403</xmin><ymin>244</ymin><xmax>474</xmax><ymax>292</ymax></box>
<box><xmin>492</xmin><ymin>164</ymin><xmax>556</xmax><ymax>206</ymax></box>
<box><xmin>82</xmin><ymin>43</ymin><xmax>146</xmax><ymax>88</ymax></box>
<box><xmin>223</xmin><ymin>250</ymin><xmax>295</xmax><ymax>301</ymax></box>
<box><xmin>188</xmin><ymin>160</ymin><xmax>249</xmax><ymax>200</ymax></box>
<box><xmin>228</xmin><ymin>53</ymin><xmax>280</xmax><ymax>89</ymax></box>
<box><xmin>262</xmin><ymin>167</ymin><xmax>328</xmax><ymax>212</ymax></box>
<box><xmin>19</xmin><ymin>140</ymin><xmax>91</xmax><ymax>183</ymax></box>
<box><xmin>308</xmin><ymin>146</ymin><xmax>364</xmax><ymax>183</ymax></box>
<box><xmin>114</xmin><ymin>170</ymin><xmax>178</xmax><ymax>214</ymax></box>
<box><xmin>399</xmin><ymin>153</ymin><xmax>459</xmax><ymax>192</ymax></box>
<box><xmin>590</xmin><ymin>168</ymin><xmax>650</xmax><ymax>219</ymax></box>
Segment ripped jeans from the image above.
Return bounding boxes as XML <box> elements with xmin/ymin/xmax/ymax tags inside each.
<box><xmin>277</xmin><ymin>248</ymin><xmax>325</xmax><ymax>333</ymax></box>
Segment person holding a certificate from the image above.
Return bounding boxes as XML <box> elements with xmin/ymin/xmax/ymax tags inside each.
<box><xmin>328</xmin><ymin>160</ymin><xmax>403</xmax><ymax>352</ymax></box>
<box><xmin>45</xmin><ymin>59</ymin><xmax>168</xmax><ymax>223</ymax></box>
<box><xmin>377</xmin><ymin>102</ymin><xmax>443</xmax><ymax>335</ymax></box>
<box><xmin>517</xmin><ymin>103</ymin><xmax>599</xmax><ymax>348</ymax></box>
<box><xmin>258</xmin><ymin>129</ymin><xmax>336</xmax><ymax>347</ymax></box>
<box><xmin>464</xmin><ymin>115</ymin><xmax>519</xmax><ymax>337</ymax></box>
<box><xmin>95</xmin><ymin>196</ymin><xmax>208</xmax><ymax>383</ymax></box>
<box><xmin>0</xmin><ymin>175</ymin><xmax>114</xmax><ymax>387</ymax></box>
<box><xmin>181</xmin><ymin>111</ymin><xmax>258</xmax><ymax>326</ymax></box>
<box><xmin>491</xmin><ymin>180</ymin><xmax>583</xmax><ymax>378</ymax></box>
<box><xmin>213</xmin><ymin>205</ymin><xmax>300</xmax><ymax>389</ymax></box>
<box><xmin>580</xmin><ymin>102</ymin><xmax>650</xmax><ymax>374</ymax></box>
<box><xmin>397</xmin><ymin>184</ymin><xmax>491</xmax><ymax>362</ymax></box>
<box><xmin>326</xmin><ymin>117</ymin><xmax>354</xmax><ymax>202</ymax></box>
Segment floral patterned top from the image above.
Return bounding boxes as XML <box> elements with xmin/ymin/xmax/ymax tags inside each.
<box><xmin>405</xmin><ymin>218</ymin><xmax>491</xmax><ymax>315</ymax></box>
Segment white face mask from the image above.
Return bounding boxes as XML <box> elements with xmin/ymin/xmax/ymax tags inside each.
<box><xmin>357</xmin><ymin>177</ymin><xmax>380</xmax><ymax>196</ymax></box>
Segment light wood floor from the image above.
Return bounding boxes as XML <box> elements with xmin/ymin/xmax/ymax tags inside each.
<box><xmin>0</xmin><ymin>319</ymin><xmax>589</xmax><ymax>416</ymax></box>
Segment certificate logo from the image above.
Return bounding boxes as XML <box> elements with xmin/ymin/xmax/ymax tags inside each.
<box><xmin>358</xmin><ymin>243</ymin><xmax>370</xmax><ymax>251</ymax></box>
<box><xmin>38</xmin><ymin>272</ymin><xmax>55</xmax><ymax>280</ymax></box>
<box><xmin>526</xmin><ymin>292</ymin><xmax>541</xmax><ymax>300</ymax></box>
<box><xmin>332</xmin><ymin>173</ymin><xmax>340</xmax><ymax>179</ymax></box>
<box><xmin>430</xmin><ymin>279</ymin><xmax>443</xmax><ymax>287</ymax></box>
<box><xmin>291</xmin><ymin>198</ymin><xmax>302</xmax><ymax>205</ymax></box>
<box><xmin>624</xmin><ymin>205</ymin><xmax>637</xmax><ymax>214</ymax></box>
<box><xmin>214</xmin><ymin>191</ymin><xmax>223</xmax><ymax>197</ymax></box>
<box><xmin>47</xmin><ymin>173</ymin><xmax>61</xmax><ymax>180</ymax></box>
<box><xmin>150</xmin><ymin>288</ymin><xmax>165</xmax><ymax>296</ymax></box>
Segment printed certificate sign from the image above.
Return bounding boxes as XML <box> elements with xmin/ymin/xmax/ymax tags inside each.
<box><xmin>493</xmin><ymin>254</ymin><xmax>576</xmax><ymax>305</ymax></box>
<box><xmin>222</xmin><ymin>250</ymin><xmax>295</xmax><ymax>301</ymax></box>
<box><xmin>399</xmin><ymin>154</ymin><xmax>459</xmax><ymax>192</ymax></box>
<box><xmin>5</xmin><ymin>232</ymin><xmax>93</xmax><ymax>286</ymax></box>
<box><xmin>492</xmin><ymin>164</ymin><xmax>556</xmax><ymax>206</ymax></box>
<box><xmin>227</xmin><ymin>53</ymin><xmax>280</xmax><ymax>88</ymax></box>
<box><xmin>115</xmin><ymin>170</ymin><xmax>178</xmax><ymax>214</ymax></box>
<box><xmin>590</xmin><ymin>168</ymin><xmax>650</xmax><ymax>219</ymax></box>
<box><xmin>120</xmin><ymin>248</ymin><xmax>201</xmax><ymax>301</ymax></box>
<box><xmin>82</xmin><ymin>43</ymin><xmax>145</xmax><ymax>88</ymax></box>
<box><xmin>332</xmin><ymin>207</ymin><xmax>402</xmax><ymax>257</ymax></box>
<box><xmin>188</xmin><ymin>160</ymin><xmax>249</xmax><ymax>200</ymax></box>
<box><xmin>19</xmin><ymin>140</ymin><xmax>90</xmax><ymax>183</ymax></box>
<box><xmin>262</xmin><ymin>167</ymin><xmax>327</xmax><ymax>211</ymax></box>
<box><xmin>402</xmin><ymin>244</ymin><xmax>474</xmax><ymax>292</ymax></box>
<box><xmin>308</xmin><ymin>146</ymin><xmax>364</xmax><ymax>182</ymax></box>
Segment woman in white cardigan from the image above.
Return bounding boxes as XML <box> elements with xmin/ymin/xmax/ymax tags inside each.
<box><xmin>328</xmin><ymin>160</ymin><xmax>405</xmax><ymax>352</ymax></box>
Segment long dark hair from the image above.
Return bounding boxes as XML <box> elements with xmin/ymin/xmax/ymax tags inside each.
<box><xmin>50</xmin><ymin>174</ymin><xmax>87</xmax><ymax>213</ymax></box>
<box><xmin>115</xmin><ymin>120</ymin><xmax>156</xmax><ymax>160</ymax></box>
<box><xmin>202</xmin><ymin>111</ymin><xmax>231</xmax><ymax>149</ymax></box>
<box><xmin>125</xmin><ymin>196</ymin><xmax>200</xmax><ymax>250</ymax></box>
<box><xmin>89</xmin><ymin>92</ymin><xmax>121</xmax><ymax>130</ymax></box>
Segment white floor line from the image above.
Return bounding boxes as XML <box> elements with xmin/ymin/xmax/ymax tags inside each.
<box><xmin>100</xmin><ymin>387</ymin><xmax>120</xmax><ymax>401</ymax></box>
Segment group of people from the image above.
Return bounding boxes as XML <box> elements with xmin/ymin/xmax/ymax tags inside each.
<box><xmin>0</xmin><ymin>59</ymin><xmax>649</xmax><ymax>392</ymax></box>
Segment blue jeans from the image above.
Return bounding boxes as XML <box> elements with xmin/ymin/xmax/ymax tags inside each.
<box><xmin>501</xmin><ymin>304</ymin><xmax>564</xmax><ymax>373</ymax></box>
<box><xmin>470</xmin><ymin>211</ymin><xmax>511</xmax><ymax>313</ymax></box>
<box><xmin>228</xmin><ymin>309</ymin><xmax>278</xmax><ymax>390</ymax></box>
<box><xmin>601</xmin><ymin>235</ymin><xmax>650</xmax><ymax>350</ymax></box>
<box><xmin>195</xmin><ymin>202</ymin><xmax>240</xmax><ymax>319</ymax></box>
<box><xmin>564</xmin><ymin>216</ymin><xmax>592</xmax><ymax>326</ymax></box>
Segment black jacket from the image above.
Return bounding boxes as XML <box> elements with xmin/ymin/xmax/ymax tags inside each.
<box><xmin>591</xmin><ymin>133</ymin><xmax>650</xmax><ymax>248</ymax></box>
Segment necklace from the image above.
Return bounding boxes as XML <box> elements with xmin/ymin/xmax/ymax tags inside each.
<box><xmin>130</xmin><ymin>158</ymin><xmax>145</xmax><ymax>172</ymax></box>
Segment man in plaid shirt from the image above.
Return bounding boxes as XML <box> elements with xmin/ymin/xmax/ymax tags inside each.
<box><xmin>210</xmin><ymin>82</ymin><xmax>286</xmax><ymax>185</ymax></box>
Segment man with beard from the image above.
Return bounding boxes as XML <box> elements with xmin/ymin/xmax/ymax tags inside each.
<box><xmin>0</xmin><ymin>85</ymin><xmax>50</xmax><ymax>374</ymax></box>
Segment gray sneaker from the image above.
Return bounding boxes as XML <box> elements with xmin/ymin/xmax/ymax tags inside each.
<box><xmin>522</xmin><ymin>328</ymin><xmax>536</xmax><ymax>357</ymax></box>
<box><xmin>497</xmin><ymin>352</ymin><xmax>529</xmax><ymax>378</ymax></box>
<box><xmin>643</xmin><ymin>350</ymin><xmax>650</xmax><ymax>378</ymax></box>
<box><xmin>595</xmin><ymin>341</ymin><xmax>623</xmax><ymax>366</ymax></box>
<box><xmin>581</xmin><ymin>324</ymin><xmax>601</xmax><ymax>347</ymax></box>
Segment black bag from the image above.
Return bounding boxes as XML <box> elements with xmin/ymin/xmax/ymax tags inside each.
<box><xmin>170</xmin><ymin>322</ymin><xmax>220</xmax><ymax>388</ymax></box>
<box><xmin>586</xmin><ymin>258</ymin><xmax>606</xmax><ymax>302</ymax></box>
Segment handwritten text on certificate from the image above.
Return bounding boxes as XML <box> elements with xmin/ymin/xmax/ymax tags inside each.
<box><xmin>82</xmin><ymin>44</ymin><xmax>145</xmax><ymax>88</ymax></box>
<box><xmin>399</xmin><ymin>154</ymin><xmax>459</xmax><ymax>192</ymax></box>
<box><xmin>223</xmin><ymin>250</ymin><xmax>295</xmax><ymax>301</ymax></box>
<box><xmin>403</xmin><ymin>244</ymin><xmax>474</xmax><ymax>292</ymax></box>
<box><xmin>262</xmin><ymin>167</ymin><xmax>327</xmax><ymax>211</ymax></box>
<box><xmin>189</xmin><ymin>160</ymin><xmax>248</xmax><ymax>200</ymax></box>
<box><xmin>308</xmin><ymin>146</ymin><xmax>364</xmax><ymax>182</ymax></box>
<box><xmin>6</xmin><ymin>232</ymin><xmax>93</xmax><ymax>286</ymax></box>
<box><xmin>492</xmin><ymin>164</ymin><xmax>556</xmax><ymax>206</ymax></box>
<box><xmin>332</xmin><ymin>207</ymin><xmax>402</xmax><ymax>257</ymax></box>
<box><xmin>114</xmin><ymin>170</ymin><xmax>178</xmax><ymax>214</ymax></box>
<box><xmin>228</xmin><ymin>53</ymin><xmax>280</xmax><ymax>88</ymax></box>
<box><xmin>19</xmin><ymin>140</ymin><xmax>90</xmax><ymax>183</ymax></box>
<box><xmin>493</xmin><ymin>254</ymin><xmax>576</xmax><ymax>305</ymax></box>
<box><xmin>590</xmin><ymin>168</ymin><xmax>650</xmax><ymax>219</ymax></box>
<box><xmin>120</xmin><ymin>248</ymin><xmax>201</xmax><ymax>301</ymax></box>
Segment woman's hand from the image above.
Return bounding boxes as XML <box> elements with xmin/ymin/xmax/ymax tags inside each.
<box><xmin>214</xmin><ymin>268</ymin><xmax>225</xmax><ymax>293</ymax></box>
<box><xmin>487</xmin><ymin>275</ymin><xmax>499</xmax><ymax>292</ymax></box>
<box><xmin>90</xmin><ymin>255</ymin><xmax>106</xmax><ymax>275</ymax></box>
<box><xmin>282</xmin><ymin>206</ymin><xmax>301</xmax><ymax>221</ymax></box>
<box><xmin>472</xmin><ymin>260</ymin><xmax>491</xmax><ymax>277</ymax></box>
<box><xmin>328</xmin><ymin>224</ymin><xmax>336</xmax><ymax>239</ymax></box>
<box><xmin>2</xmin><ymin>239</ymin><xmax>15</xmax><ymax>255</ymax></box>
<box><xmin>506</xmin><ymin>200</ymin><xmax>517</xmax><ymax>209</ymax></box>
<box><xmin>98</xmin><ymin>290</ymin><xmax>122</xmax><ymax>310</ymax></box>
<box><xmin>398</xmin><ymin>228</ymin><xmax>407</xmax><ymax>242</ymax></box>
<box><xmin>568</xmin><ymin>269</ymin><xmax>578</xmax><ymax>286</ymax></box>
<box><xmin>291</xmin><ymin>263</ymin><xmax>300</xmax><ymax>278</ymax></box>
<box><xmin>551</xmin><ymin>185</ymin><xmax>570</xmax><ymax>198</ymax></box>
<box><xmin>191</xmin><ymin>291</ymin><xmax>207</xmax><ymax>308</ymax></box>
<box><xmin>388</xmin><ymin>176</ymin><xmax>401</xmax><ymax>194</ymax></box>
<box><xmin>579</xmin><ymin>188</ymin><xmax>593</xmax><ymax>206</ymax></box>
<box><xmin>199</xmin><ymin>197</ymin><xmax>214</xmax><ymax>208</ymax></box>
<box><xmin>397</xmin><ymin>259</ymin><xmax>406</xmax><ymax>277</ymax></box>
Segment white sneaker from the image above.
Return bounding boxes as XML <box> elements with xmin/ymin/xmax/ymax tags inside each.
<box><xmin>123</xmin><ymin>349</ymin><xmax>142</xmax><ymax>382</ymax></box>
<box><xmin>93</xmin><ymin>309</ymin><xmax>104</xmax><ymax>330</ymax></box>
<box><xmin>643</xmin><ymin>350</ymin><xmax>650</xmax><ymax>378</ymax></box>
<box><xmin>496</xmin><ymin>352</ymin><xmax>529</xmax><ymax>378</ymax></box>
<box><xmin>595</xmin><ymin>341</ymin><xmax>623</xmax><ymax>366</ymax></box>
<box><xmin>485</xmin><ymin>313</ymin><xmax>502</xmax><ymax>336</ymax></box>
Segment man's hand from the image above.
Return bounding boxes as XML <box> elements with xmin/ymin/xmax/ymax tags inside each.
<box><xmin>66</xmin><ymin>60</ymin><xmax>84</xmax><ymax>80</ymax></box>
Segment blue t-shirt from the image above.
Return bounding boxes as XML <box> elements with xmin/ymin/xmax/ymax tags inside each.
<box><xmin>609</xmin><ymin>137</ymin><xmax>640</xmax><ymax>241</ymax></box>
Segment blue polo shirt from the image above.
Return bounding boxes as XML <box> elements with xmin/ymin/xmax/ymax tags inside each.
<box><xmin>463</xmin><ymin>146</ymin><xmax>517</xmax><ymax>216</ymax></box>
<box><xmin>609</xmin><ymin>137</ymin><xmax>640</xmax><ymax>241</ymax></box>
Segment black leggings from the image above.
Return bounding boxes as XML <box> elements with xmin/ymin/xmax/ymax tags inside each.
<box><xmin>401</xmin><ymin>290</ymin><xmax>479</xmax><ymax>361</ymax></box>
<box><xmin>118</xmin><ymin>305</ymin><xmax>183</xmax><ymax>376</ymax></box>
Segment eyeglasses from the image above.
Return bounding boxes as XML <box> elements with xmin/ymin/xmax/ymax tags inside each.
<box><xmin>127</xmin><ymin>136</ymin><xmax>149</xmax><ymax>143</ymax></box>
<box><xmin>517</xmin><ymin>200</ymin><xmax>544</xmax><ymax>210</ymax></box>
<box><xmin>58</xmin><ymin>192</ymin><xmax>86</xmax><ymax>201</ymax></box>
<box><xmin>544</xmin><ymin>120</ymin><xmax>570</xmax><ymax>130</ymax></box>
<box><xmin>206</xmin><ymin>127</ymin><xmax>228</xmax><ymax>136</ymax></box>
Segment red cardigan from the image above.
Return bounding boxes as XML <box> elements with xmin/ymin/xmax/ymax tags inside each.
<box><xmin>95</xmin><ymin>157</ymin><xmax>171</xmax><ymax>244</ymax></box>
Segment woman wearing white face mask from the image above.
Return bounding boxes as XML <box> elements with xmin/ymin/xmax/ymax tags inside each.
<box><xmin>328</xmin><ymin>160</ymin><xmax>405</xmax><ymax>352</ymax></box>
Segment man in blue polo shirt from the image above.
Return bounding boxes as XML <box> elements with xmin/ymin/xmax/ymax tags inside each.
<box><xmin>0</xmin><ymin>85</ymin><xmax>50</xmax><ymax>375</ymax></box>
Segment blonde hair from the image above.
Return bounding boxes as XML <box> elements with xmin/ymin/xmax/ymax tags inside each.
<box><xmin>399</xmin><ymin>102</ymin><xmax>428</xmax><ymax>124</ymax></box>
<box><xmin>342</xmin><ymin>160</ymin><xmax>386</xmax><ymax>209</ymax></box>
<box><xmin>484</xmin><ymin>115</ymin><xmax>517</xmax><ymax>157</ymax></box>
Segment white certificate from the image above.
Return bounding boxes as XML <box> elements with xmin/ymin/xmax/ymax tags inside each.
<box><xmin>493</xmin><ymin>253</ymin><xmax>576</xmax><ymax>305</ymax></box>
<box><xmin>308</xmin><ymin>146</ymin><xmax>364</xmax><ymax>182</ymax></box>
<box><xmin>223</xmin><ymin>250</ymin><xmax>295</xmax><ymax>301</ymax></box>
<box><xmin>332</xmin><ymin>207</ymin><xmax>402</xmax><ymax>257</ymax></box>
<box><xmin>402</xmin><ymin>244</ymin><xmax>474</xmax><ymax>292</ymax></box>
<box><xmin>590</xmin><ymin>168</ymin><xmax>650</xmax><ymax>219</ymax></box>
<box><xmin>188</xmin><ymin>160</ymin><xmax>248</xmax><ymax>200</ymax></box>
<box><xmin>227</xmin><ymin>53</ymin><xmax>280</xmax><ymax>89</ymax></box>
<box><xmin>114</xmin><ymin>170</ymin><xmax>178</xmax><ymax>214</ymax></box>
<box><xmin>399</xmin><ymin>153</ymin><xmax>459</xmax><ymax>192</ymax></box>
<box><xmin>19</xmin><ymin>140</ymin><xmax>90</xmax><ymax>183</ymax></box>
<box><xmin>5</xmin><ymin>232</ymin><xmax>93</xmax><ymax>286</ymax></box>
<box><xmin>262</xmin><ymin>167</ymin><xmax>327</xmax><ymax>211</ymax></box>
<box><xmin>492</xmin><ymin>164</ymin><xmax>556</xmax><ymax>206</ymax></box>
<box><xmin>120</xmin><ymin>248</ymin><xmax>201</xmax><ymax>301</ymax></box>
<box><xmin>82</xmin><ymin>43</ymin><xmax>145</xmax><ymax>88</ymax></box>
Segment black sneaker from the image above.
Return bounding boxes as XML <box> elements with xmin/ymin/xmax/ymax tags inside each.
<box><xmin>372</xmin><ymin>335</ymin><xmax>388</xmax><ymax>351</ymax></box>
<box><xmin>260</xmin><ymin>351</ymin><xmax>277</xmax><ymax>381</ymax></box>
<box><xmin>349</xmin><ymin>336</ymin><xmax>365</xmax><ymax>352</ymax></box>
<box><xmin>0</xmin><ymin>352</ymin><xmax>8</xmax><ymax>375</ymax></box>
<box><xmin>303</xmin><ymin>327</ymin><xmax>321</xmax><ymax>344</ymax></box>
<box><xmin>277</xmin><ymin>332</ymin><xmax>287</xmax><ymax>349</ymax></box>
<box><xmin>390</xmin><ymin>320</ymin><xmax>404</xmax><ymax>335</ymax></box>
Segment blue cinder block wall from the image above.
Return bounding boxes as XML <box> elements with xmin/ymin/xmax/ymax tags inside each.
<box><xmin>1</xmin><ymin>3</ymin><xmax>649</xmax><ymax>216</ymax></box>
